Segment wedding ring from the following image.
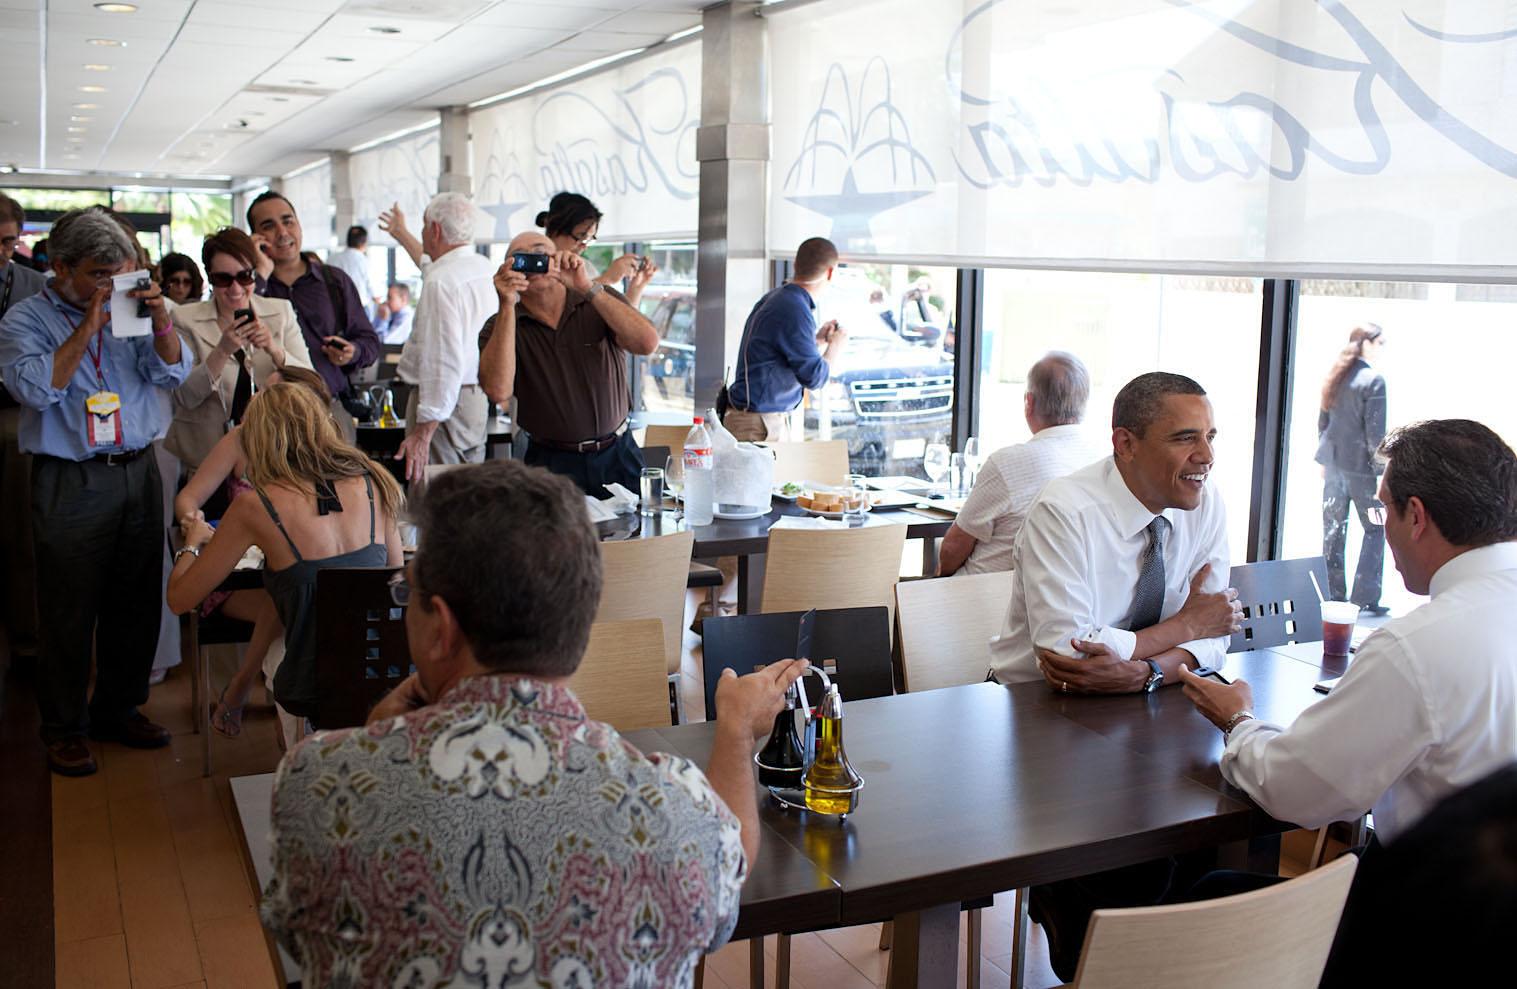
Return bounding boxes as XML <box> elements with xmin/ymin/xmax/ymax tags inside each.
<box><xmin>1061</xmin><ymin>680</ymin><xmax>1068</xmax><ymax>692</ymax></box>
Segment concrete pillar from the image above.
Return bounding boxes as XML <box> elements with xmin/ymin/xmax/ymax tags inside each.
<box><xmin>694</xmin><ymin>1</ymin><xmax>770</xmax><ymax>414</ymax></box>
<box><xmin>439</xmin><ymin>107</ymin><xmax>471</xmax><ymax>195</ymax></box>
<box><xmin>332</xmin><ymin>149</ymin><xmax>355</xmax><ymax>238</ymax></box>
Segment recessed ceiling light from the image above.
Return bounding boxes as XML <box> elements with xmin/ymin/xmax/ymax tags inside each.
<box><xmin>63</xmin><ymin>154</ymin><xmax>81</xmax><ymax>160</ymax></box>
<box><xmin>324</xmin><ymin>56</ymin><xmax>354</xmax><ymax>62</ymax></box>
<box><xmin>82</xmin><ymin>64</ymin><xmax>111</xmax><ymax>71</ymax></box>
<box><xmin>94</xmin><ymin>2</ymin><xmax>138</xmax><ymax>11</ymax></box>
<box><xmin>88</xmin><ymin>38</ymin><xmax>125</xmax><ymax>47</ymax></box>
<box><xmin>73</xmin><ymin>102</ymin><xmax>98</xmax><ymax>109</ymax></box>
<box><xmin>80</xmin><ymin>86</ymin><xmax>107</xmax><ymax>93</ymax></box>
<box><xmin>71</xmin><ymin>115</ymin><xmax>93</xmax><ymax>122</ymax></box>
<box><xmin>68</xmin><ymin>126</ymin><xmax>86</xmax><ymax>133</ymax></box>
<box><xmin>267</xmin><ymin>96</ymin><xmax>289</xmax><ymax>103</ymax></box>
<box><xmin>369</xmin><ymin>25</ymin><xmax>401</xmax><ymax>34</ymax></box>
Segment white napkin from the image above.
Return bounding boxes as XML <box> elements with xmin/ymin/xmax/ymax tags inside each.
<box><xmin>235</xmin><ymin>545</ymin><xmax>265</xmax><ymax>570</ymax></box>
<box><xmin>770</xmin><ymin>514</ymin><xmax>846</xmax><ymax>530</ymax></box>
<box><xmin>585</xmin><ymin>482</ymin><xmax>641</xmax><ymax>522</ymax></box>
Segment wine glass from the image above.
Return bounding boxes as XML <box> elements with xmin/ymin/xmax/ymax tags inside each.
<box><xmin>664</xmin><ymin>454</ymin><xmax>685</xmax><ymax>522</ymax></box>
<box><xmin>923</xmin><ymin>442</ymin><xmax>951</xmax><ymax>495</ymax></box>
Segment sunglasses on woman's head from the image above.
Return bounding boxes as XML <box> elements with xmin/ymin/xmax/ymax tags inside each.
<box><xmin>208</xmin><ymin>268</ymin><xmax>255</xmax><ymax>288</ymax></box>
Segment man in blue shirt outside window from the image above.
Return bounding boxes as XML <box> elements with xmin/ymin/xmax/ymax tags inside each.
<box><xmin>0</xmin><ymin>206</ymin><xmax>191</xmax><ymax>777</ymax></box>
<box><xmin>723</xmin><ymin>237</ymin><xmax>848</xmax><ymax>442</ymax></box>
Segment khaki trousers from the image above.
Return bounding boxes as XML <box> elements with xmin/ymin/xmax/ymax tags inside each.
<box><xmin>721</xmin><ymin>408</ymin><xmax>793</xmax><ymax>443</ymax></box>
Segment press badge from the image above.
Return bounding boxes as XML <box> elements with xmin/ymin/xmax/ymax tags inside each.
<box><xmin>85</xmin><ymin>391</ymin><xmax>123</xmax><ymax>448</ymax></box>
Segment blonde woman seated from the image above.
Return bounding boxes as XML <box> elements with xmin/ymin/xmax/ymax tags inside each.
<box><xmin>168</xmin><ymin>382</ymin><xmax>404</xmax><ymax>723</ymax></box>
<box><xmin>172</xmin><ymin>366</ymin><xmax>330</xmax><ymax>737</ymax></box>
<box><xmin>166</xmin><ymin>227</ymin><xmax>312</xmax><ymax>470</ymax></box>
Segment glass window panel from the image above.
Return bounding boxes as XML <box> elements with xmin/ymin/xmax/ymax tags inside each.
<box><xmin>802</xmin><ymin>263</ymin><xmax>957</xmax><ymax>477</ymax></box>
<box><xmin>168</xmin><ymin>192</ymin><xmax>231</xmax><ymax>256</ymax></box>
<box><xmin>112</xmin><ymin>190</ymin><xmax>169</xmax><ymax>212</ymax></box>
<box><xmin>1281</xmin><ymin>281</ymin><xmax>1517</xmax><ymax>619</ymax></box>
<box><xmin>977</xmin><ymin>270</ymin><xmax>1261</xmax><ymax>558</ymax></box>
<box><xmin>633</xmin><ymin>241</ymin><xmax>697</xmax><ymax>420</ymax></box>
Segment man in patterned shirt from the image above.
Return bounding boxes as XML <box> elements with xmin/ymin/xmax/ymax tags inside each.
<box><xmin>937</xmin><ymin>351</ymin><xmax>1108</xmax><ymax>575</ymax></box>
<box><xmin>261</xmin><ymin>459</ymin><xmax>806</xmax><ymax>987</ymax></box>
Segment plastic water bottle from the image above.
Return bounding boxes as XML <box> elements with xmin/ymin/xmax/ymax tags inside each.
<box><xmin>683</xmin><ymin>417</ymin><xmax>715</xmax><ymax>526</ymax></box>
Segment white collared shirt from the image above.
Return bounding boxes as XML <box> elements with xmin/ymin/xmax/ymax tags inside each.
<box><xmin>988</xmin><ymin>456</ymin><xmax>1230</xmax><ymax>683</ymax></box>
<box><xmin>396</xmin><ymin>246</ymin><xmax>497</xmax><ymax>425</ymax></box>
<box><xmin>954</xmin><ymin>424</ymin><xmax>1110</xmax><ymax>576</ymax></box>
<box><xmin>1222</xmin><ymin>542</ymin><xmax>1517</xmax><ymax>842</ymax></box>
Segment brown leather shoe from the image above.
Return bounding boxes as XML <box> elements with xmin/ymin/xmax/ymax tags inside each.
<box><xmin>89</xmin><ymin>712</ymin><xmax>171</xmax><ymax>749</ymax></box>
<box><xmin>46</xmin><ymin>737</ymin><xmax>98</xmax><ymax>777</ymax></box>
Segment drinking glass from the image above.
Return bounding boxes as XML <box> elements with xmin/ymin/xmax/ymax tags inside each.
<box><xmin>664</xmin><ymin>455</ymin><xmax>685</xmax><ymax>522</ymax></box>
<box><xmin>639</xmin><ymin>467</ymin><xmax>664</xmax><ymax>517</ymax></box>
<box><xmin>843</xmin><ymin>473</ymin><xmax>868</xmax><ymax>526</ymax></box>
<box><xmin>964</xmin><ymin>436</ymin><xmax>983</xmax><ymax>489</ymax></box>
<box><xmin>924</xmin><ymin>443</ymin><xmax>951</xmax><ymax>494</ymax></box>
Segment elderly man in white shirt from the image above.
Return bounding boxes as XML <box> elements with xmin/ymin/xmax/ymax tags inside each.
<box><xmin>938</xmin><ymin>351</ymin><xmax>1108</xmax><ymax>576</ymax></box>
<box><xmin>393</xmin><ymin>193</ymin><xmax>497</xmax><ymax>484</ymax></box>
<box><xmin>988</xmin><ymin>371</ymin><xmax>1243</xmax><ymax>690</ymax></box>
<box><xmin>1182</xmin><ymin>418</ymin><xmax>1517</xmax><ymax>845</ymax></box>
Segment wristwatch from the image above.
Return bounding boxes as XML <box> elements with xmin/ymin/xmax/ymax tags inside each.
<box><xmin>585</xmin><ymin>282</ymin><xmax>604</xmax><ymax>298</ymax></box>
<box><xmin>173</xmin><ymin>545</ymin><xmax>201</xmax><ymax>565</ymax></box>
<box><xmin>1140</xmin><ymin>659</ymin><xmax>1164</xmax><ymax>693</ymax></box>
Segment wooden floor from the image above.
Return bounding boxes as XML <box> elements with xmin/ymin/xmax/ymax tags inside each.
<box><xmin>40</xmin><ymin>626</ymin><xmax>1067</xmax><ymax>989</ymax></box>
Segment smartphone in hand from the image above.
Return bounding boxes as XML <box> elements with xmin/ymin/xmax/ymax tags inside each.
<box><xmin>233</xmin><ymin>308</ymin><xmax>254</xmax><ymax>328</ymax></box>
<box><xmin>509</xmin><ymin>252</ymin><xmax>551</xmax><ymax>274</ymax></box>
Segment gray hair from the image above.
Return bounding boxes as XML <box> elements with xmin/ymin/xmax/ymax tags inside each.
<box><xmin>1112</xmin><ymin>371</ymin><xmax>1207</xmax><ymax>437</ymax></box>
<box><xmin>1027</xmin><ymin>351</ymin><xmax>1090</xmax><ymax>425</ymax></box>
<box><xmin>424</xmin><ymin>193</ymin><xmax>475</xmax><ymax>246</ymax></box>
<box><xmin>50</xmin><ymin>206</ymin><xmax>138</xmax><ymax>269</ymax></box>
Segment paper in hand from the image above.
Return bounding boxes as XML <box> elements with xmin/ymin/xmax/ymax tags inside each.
<box><xmin>109</xmin><ymin>270</ymin><xmax>153</xmax><ymax>338</ymax></box>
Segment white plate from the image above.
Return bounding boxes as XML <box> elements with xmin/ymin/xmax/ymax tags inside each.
<box><xmin>714</xmin><ymin>505</ymin><xmax>767</xmax><ymax>520</ymax></box>
<box><xmin>773</xmin><ymin>485</ymin><xmax>803</xmax><ymax>502</ymax></box>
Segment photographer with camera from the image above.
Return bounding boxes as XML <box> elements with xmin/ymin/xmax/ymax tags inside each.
<box><xmin>478</xmin><ymin>231</ymin><xmax>659</xmax><ymax>497</ymax></box>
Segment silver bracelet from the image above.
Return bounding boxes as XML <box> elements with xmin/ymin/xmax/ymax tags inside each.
<box><xmin>173</xmin><ymin>545</ymin><xmax>201</xmax><ymax>565</ymax></box>
<box><xmin>1222</xmin><ymin>709</ymin><xmax>1255</xmax><ymax>741</ymax></box>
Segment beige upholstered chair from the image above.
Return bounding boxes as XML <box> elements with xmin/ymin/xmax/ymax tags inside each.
<box><xmin>760</xmin><ymin>523</ymin><xmax>907</xmax><ymax>623</ymax></box>
<box><xmin>1071</xmin><ymin>853</ymin><xmax>1357</xmax><ymax>988</ymax></box>
<box><xmin>895</xmin><ymin>570</ymin><xmax>1014</xmax><ymax>692</ymax></box>
<box><xmin>597</xmin><ymin>528</ymin><xmax>695</xmax><ymax>721</ymax></box>
<box><xmin>568</xmin><ymin>619</ymin><xmax>670</xmax><ymax>732</ymax></box>
<box><xmin>765</xmin><ymin>439</ymin><xmax>849</xmax><ymax>487</ymax></box>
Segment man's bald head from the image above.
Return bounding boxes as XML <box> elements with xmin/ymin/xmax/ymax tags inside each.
<box><xmin>508</xmin><ymin>231</ymin><xmax>556</xmax><ymax>255</ymax></box>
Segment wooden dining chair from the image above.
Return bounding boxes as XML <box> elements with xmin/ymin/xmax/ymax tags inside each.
<box><xmin>761</xmin><ymin>523</ymin><xmax>908</xmax><ymax>624</ymax></box>
<box><xmin>1228</xmin><ymin>556</ymin><xmax>1329</xmax><ymax>653</ymax></box>
<box><xmin>895</xmin><ymin>570</ymin><xmax>1014</xmax><ymax>692</ymax></box>
<box><xmin>311</xmin><ymin>565</ymin><xmax>412</xmax><ymax>731</ymax></box>
<box><xmin>597</xmin><ymin>528</ymin><xmax>695</xmax><ymax>723</ymax></box>
<box><xmin>764</xmin><ymin>439</ymin><xmax>850</xmax><ymax>486</ymax></box>
<box><xmin>567</xmin><ymin>618</ymin><xmax>670</xmax><ymax>732</ymax></box>
<box><xmin>699</xmin><ymin>606</ymin><xmax>894</xmax><ymax>719</ymax></box>
<box><xmin>1070</xmin><ymin>853</ymin><xmax>1357</xmax><ymax>988</ymax></box>
<box><xmin>644</xmin><ymin>423</ymin><xmax>695</xmax><ymax>454</ymax></box>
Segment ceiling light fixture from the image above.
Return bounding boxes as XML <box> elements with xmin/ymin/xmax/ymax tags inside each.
<box><xmin>324</xmin><ymin>56</ymin><xmax>354</xmax><ymax>62</ymax></box>
<box><xmin>73</xmin><ymin>102</ymin><xmax>98</xmax><ymax>109</ymax></box>
<box><xmin>88</xmin><ymin>39</ymin><xmax>125</xmax><ymax>47</ymax></box>
<box><xmin>80</xmin><ymin>86</ymin><xmax>106</xmax><ymax>93</ymax></box>
<box><xmin>93</xmin><ymin>2</ymin><xmax>138</xmax><ymax>11</ymax></box>
<box><xmin>290</xmin><ymin>79</ymin><xmax>318</xmax><ymax>85</ymax></box>
<box><xmin>71</xmin><ymin>115</ymin><xmax>93</xmax><ymax>122</ymax></box>
<box><xmin>369</xmin><ymin>25</ymin><xmax>401</xmax><ymax>34</ymax></box>
<box><xmin>82</xmin><ymin>64</ymin><xmax>111</xmax><ymax>71</ymax></box>
<box><xmin>267</xmin><ymin>96</ymin><xmax>289</xmax><ymax>102</ymax></box>
<box><xmin>68</xmin><ymin>126</ymin><xmax>86</xmax><ymax>133</ymax></box>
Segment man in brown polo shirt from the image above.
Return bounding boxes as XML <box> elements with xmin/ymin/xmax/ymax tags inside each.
<box><xmin>479</xmin><ymin>231</ymin><xmax>659</xmax><ymax>497</ymax></box>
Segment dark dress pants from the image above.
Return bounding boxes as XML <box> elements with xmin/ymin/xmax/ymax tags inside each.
<box><xmin>524</xmin><ymin>431</ymin><xmax>645</xmax><ymax>499</ymax></box>
<box><xmin>31</xmin><ymin>453</ymin><xmax>164</xmax><ymax>743</ymax></box>
<box><xmin>1322</xmin><ymin>467</ymin><xmax>1383</xmax><ymax>607</ymax></box>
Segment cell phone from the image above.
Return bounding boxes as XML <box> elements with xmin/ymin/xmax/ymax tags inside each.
<box><xmin>324</xmin><ymin>335</ymin><xmax>347</xmax><ymax>348</ymax></box>
<box><xmin>233</xmin><ymin>307</ymin><xmax>254</xmax><ymax>328</ymax></box>
<box><xmin>1313</xmin><ymin>677</ymin><xmax>1340</xmax><ymax>694</ymax></box>
<box><xmin>1188</xmin><ymin>666</ymin><xmax>1233</xmax><ymax>684</ymax></box>
<box><xmin>637</xmin><ymin>256</ymin><xmax>650</xmax><ymax>272</ymax></box>
<box><xmin>509</xmin><ymin>252</ymin><xmax>551</xmax><ymax>274</ymax></box>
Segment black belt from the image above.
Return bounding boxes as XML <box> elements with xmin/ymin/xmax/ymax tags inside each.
<box><xmin>531</xmin><ymin>422</ymin><xmax>627</xmax><ymax>453</ymax></box>
<box><xmin>41</xmin><ymin>448</ymin><xmax>148</xmax><ymax>467</ymax></box>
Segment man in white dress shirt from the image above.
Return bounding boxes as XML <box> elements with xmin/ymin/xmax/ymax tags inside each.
<box><xmin>394</xmin><ymin>193</ymin><xmax>497</xmax><ymax>484</ymax></box>
<box><xmin>988</xmin><ymin>371</ymin><xmax>1242</xmax><ymax>689</ymax></box>
<box><xmin>326</xmin><ymin>225</ymin><xmax>377</xmax><ymax>320</ymax></box>
<box><xmin>937</xmin><ymin>351</ymin><xmax>1107</xmax><ymax>576</ymax></box>
<box><xmin>1182</xmin><ymin>418</ymin><xmax>1517</xmax><ymax>844</ymax></box>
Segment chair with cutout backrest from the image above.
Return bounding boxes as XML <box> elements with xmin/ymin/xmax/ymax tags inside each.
<box><xmin>1228</xmin><ymin>556</ymin><xmax>1329</xmax><ymax>653</ymax></box>
<box><xmin>312</xmin><ymin>565</ymin><xmax>411</xmax><ymax>731</ymax></box>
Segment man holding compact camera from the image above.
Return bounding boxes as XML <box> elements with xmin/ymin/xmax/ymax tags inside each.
<box><xmin>0</xmin><ymin>206</ymin><xmax>191</xmax><ymax>776</ymax></box>
<box><xmin>477</xmin><ymin>231</ymin><xmax>660</xmax><ymax>497</ymax></box>
<box><xmin>392</xmin><ymin>193</ymin><xmax>497</xmax><ymax>483</ymax></box>
<box><xmin>246</xmin><ymin>191</ymin><xmax>380</xmax><ymax>439</ymax></box>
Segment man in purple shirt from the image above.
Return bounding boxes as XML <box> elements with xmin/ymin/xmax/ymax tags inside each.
<box><xmin>247</xmin><ymin>192</ymin><xmax>379</xmax><ymax>436</ymax></box>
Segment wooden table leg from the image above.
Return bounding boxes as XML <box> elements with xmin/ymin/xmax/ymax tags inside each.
<box><xmin>886</xmin><ymin>903</ymin><xmax>959</xmax><ymax>989</ymax></box>
<box><xmin>190</xmin><ymin>611</ymin><xmax>210</xmax><ymax>778</ymax></box>
<box><xmin>737</xmin><ymin>552</ymin><xmax>766</xmax><ymax>615</ymax></box>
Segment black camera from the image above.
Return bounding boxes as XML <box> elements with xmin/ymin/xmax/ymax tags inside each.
<box><xmin>136</xmin><ymin>277</ymin><xmax>152</xmax><ymax>318</ymax></box>
<box><xmin>509</xmin><ymin>252</ymin><xmax>551</xmax><ymax>274</ymax></box>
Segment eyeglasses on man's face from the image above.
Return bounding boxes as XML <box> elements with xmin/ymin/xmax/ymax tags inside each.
<box><xmin>208</xmin><ymin>268</ymin><xmax>255</xmax><ymax>289</ymax></box>
<box><xmin>388</xmin><ymin>569</ymin><xmax>415</xmax><ymax>607</ymax></box>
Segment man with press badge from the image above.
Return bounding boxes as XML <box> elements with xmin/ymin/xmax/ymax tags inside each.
<box><xmin>0</xmin><ymin>206</ymin><xmax>190</xmax><ymax>777</ymax></box>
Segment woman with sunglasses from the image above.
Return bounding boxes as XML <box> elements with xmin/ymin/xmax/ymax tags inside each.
<box><xmin>166</xmin><ymin>227</ymin><xmax>312</xmax><ymax>469</ymax></box>
<box><xmin>157</xmin><ymin>252</ymin><xmax>204</xmax><ymax>305</ymax></box>
<box><xmin>536</xmin><ymin>191</ymin><xmax>660</xmax><ymax>306</ymax></box>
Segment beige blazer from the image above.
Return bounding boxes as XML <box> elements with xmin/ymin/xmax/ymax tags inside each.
<box><xmin>165</xmin><ymin>293</ymin><xmax>313</xmax><ymax>467</ymax></box>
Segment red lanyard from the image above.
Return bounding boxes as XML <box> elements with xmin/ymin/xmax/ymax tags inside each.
<box><xmin>83</xmin><ymin>326</ymin><xmax>108</xmax><ymax>391</ymax></box>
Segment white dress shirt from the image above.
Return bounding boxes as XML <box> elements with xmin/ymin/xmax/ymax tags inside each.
<box><xmin>955</xmin><ymin>424</ymin><xmax>1109</xmax><ymax>575</ymax></box>
<box><xmin>988</xmin><ymin>456</ymin><xmax>1230</xmax><ymax>683</ymax></box>
<box><xmin>396</xmin><ymin>246</ymin><xmax>496</xmax><ymax>426</ymax></box>
<box><xmin>1222</xmin><ymin>541</ymin><xmax>1517</xmax><ymax>842</ymax></box>
<box><xmin>327</xmin><ymin>247</ymin><xmax>375</xmax><ymax>318</ymax></box>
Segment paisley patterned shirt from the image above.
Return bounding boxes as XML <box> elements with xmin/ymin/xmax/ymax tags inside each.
<box><xmin>261</xmin><ymin>675</ymin><xmax>745</xmax><ymax>988</ymax></box>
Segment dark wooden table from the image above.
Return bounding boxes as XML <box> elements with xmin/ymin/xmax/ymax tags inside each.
<box><xmin>596</xmin><ymin>501</ymin><xmax>953</xmax><ymax>612</ymax></box>
<box><xmin>624</xmin><ymin>647</ymin><xmax>1338</xmax><ymax>986</ymax></box>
